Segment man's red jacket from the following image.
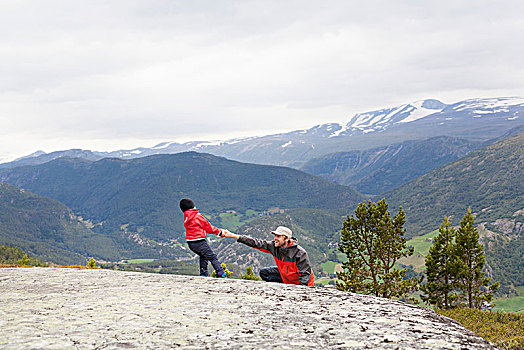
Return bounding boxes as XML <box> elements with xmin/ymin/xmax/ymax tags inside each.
<box><xmin>237</xmin><ymin>235</ymin><xmax>314</xmax><ymax>286</ymax></box>
<box><xmin>183</xmin><ymin>208</ymin><xmax>220</xmax><ymax>241</ymax></box>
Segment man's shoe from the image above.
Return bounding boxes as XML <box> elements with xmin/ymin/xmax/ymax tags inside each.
<box><xmin>200</xmin><ymin>273</ymin><xmax>209</xmax><ymax>277</ymax></box>
<box><xmin>217</xmin><ymin>272</ymin><xmax>228</xmax><ymax>278</ymax></box>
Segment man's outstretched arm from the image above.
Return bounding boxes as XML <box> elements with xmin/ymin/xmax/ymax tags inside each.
<box><xmin>221</xmin><ymin>230</ymin><xmax>275</xmax><ymax>254</ymax></box>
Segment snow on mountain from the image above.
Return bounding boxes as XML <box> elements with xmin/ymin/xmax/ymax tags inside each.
<box><xmin>452</xmin><ymin>97</ymin><xmax>524</xmax><ymax>111</ymax></box>
<box><xmin>343</xmin><ymin>99</ymin><xmax>446</xmax><ymax>134</ymax></box>
<box><xmin>281</xmin><ymin>141</ymin><xmax>293</xmax><ymax>148</ymax></box>
<box><xmin>3</xmin><ymin>97</ymin><xmax>523</xmax><ymax>170</ymax></box>
<box><xmin>448</xmin><ymin>97</ymin><xmax>524</xmax><ymax>121</ymax></box>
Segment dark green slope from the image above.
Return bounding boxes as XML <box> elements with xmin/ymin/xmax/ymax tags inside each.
<box><xmin>384</xmin><ymin>132</ymin><xmax>524</xmax><ymax>236</ymax></box>
<box><xmin>0</xmin><ymin>243</ymin><xmax>46</xmax><ymax>266</ymax></box>
<box><xmin>0</xmin><ymin>152</ymin><xmax>363</xmax><ymax>242</ymax></box>
<box><xmin>301</xmin><ymin>136</ymin><xmax>483</xmax><ymax>194</ymax></box>
<box><xmin>0</xmin><ymin>183</ymin><xmax>122</xmax><ymax>264</ymax></box>
<box><xmin>0</xmin><ymin>183</ymin><xmax>184</xmax><ymax>264</ymax></box>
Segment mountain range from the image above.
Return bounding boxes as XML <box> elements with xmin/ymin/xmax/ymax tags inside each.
<box><xmin>4</xmin><ymin>97</ymin><xmax>523</xmax><ymax>170</ymax></box>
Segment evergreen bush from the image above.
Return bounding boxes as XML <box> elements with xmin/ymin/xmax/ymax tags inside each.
<box><xmin>240</xmin><ymin>266</ymin><xmax>260</xmax><ymax>281</ymax></box>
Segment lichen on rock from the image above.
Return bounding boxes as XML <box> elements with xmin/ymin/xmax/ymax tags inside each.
<box><xmin>0</xmin><ymin>268</ymin><xmax>495</xmax><ymax>349</ymax></box>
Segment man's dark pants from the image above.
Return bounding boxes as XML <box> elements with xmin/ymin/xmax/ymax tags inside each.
<box><xmin>259</xmin><ymin>266</ymin><xmax>283</xmax><ymax>283</ymax></box>
<box><xmin>187</xmin><ymin>239</ymin><xmax>225</xmax><ymax>276</ymax></box>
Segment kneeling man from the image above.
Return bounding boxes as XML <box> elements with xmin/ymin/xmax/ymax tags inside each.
<box><xmin>221</xmin><ymin>226</ymin><xmax>314</xmax><ymax>286</ymax></box>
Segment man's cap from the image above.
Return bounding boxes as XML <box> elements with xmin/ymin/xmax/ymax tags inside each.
<box><xmin>271</xmin><ymin>226</ymin><xmax>292</xmax><ymax>238</ymax></box>
<box><xmin>180</xmin><ymin>198</ymin><xmax>195</xmax><ymax>212</ymax></box>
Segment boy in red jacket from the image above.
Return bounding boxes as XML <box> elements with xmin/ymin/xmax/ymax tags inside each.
<box><xmin>180</xmin><ymin>198</ymin><xmax>227</xmax><ymax>278</ymax></box>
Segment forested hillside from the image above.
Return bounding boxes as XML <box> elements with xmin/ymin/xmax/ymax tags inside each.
<box><xmin>301</xmin><ymin>136</ymin><xmax>483</xmax><ymax>194</ymax></box>
<box><xmin>0</xmin><ymin>243</ymin><xmax>45</xmax><ymax>266</ymax></box>
<box><xmin>384</xmin><ymin>132</ymin><xmax>524</xmax><ymax>295</ymax></box>
<box><xmin>385</xmin><ymin>132</ymin><xmax>524</xmax><ymax>236</ymax></box>
<box><xmin>0</xmin><ymin>152</ymin><xmax>363</xmax><ymax>244</ymax></box>
<box><xmin>0</xmin><ymin>183</ymin><xmax>115</xmax><ymax>264</ymax></box>
<box><xmin>0</xmin><ymin>183</ymin><xmax>187</xmax><ymax>264</ymax></box>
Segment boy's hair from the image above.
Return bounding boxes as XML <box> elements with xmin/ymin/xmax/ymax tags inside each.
<box><xmin>180</xmin><ymin>198</ymin><xmax>195</xmax><ymax>212</ymax></box>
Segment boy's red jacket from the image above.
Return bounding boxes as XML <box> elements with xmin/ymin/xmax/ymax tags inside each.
<box><xmin>183</xmin><ymin>208</ymin><xmax>220</xmax><ymax>241</ymax></box>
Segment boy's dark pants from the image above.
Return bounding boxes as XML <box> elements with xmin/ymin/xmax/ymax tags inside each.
<box><xmin>259</xmin><ymin>266</ymin><xmax>283</xmax><ymax>283</ymax></box>
<box><xmin>187</xmin><ymin>239</ymin><xmax>225</xmax><ymax>276</ymax></box>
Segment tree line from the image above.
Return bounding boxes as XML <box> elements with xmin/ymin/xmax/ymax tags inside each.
<box><xmin>336</xmin><ymin>199</ymin><xmax>499</xmax><ymax>309</ymax></box>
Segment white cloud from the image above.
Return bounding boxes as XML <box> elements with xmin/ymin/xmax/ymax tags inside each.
<box><xmin>1</xmin><ymin>0</ymin><xmax>523</xmax><ymax>160</ymax></box>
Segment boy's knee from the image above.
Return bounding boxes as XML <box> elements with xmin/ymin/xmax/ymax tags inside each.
<box><xmin>201</xmin><ymin>249</ymin><xmax>218</xmax><ymax>260</ymax></box>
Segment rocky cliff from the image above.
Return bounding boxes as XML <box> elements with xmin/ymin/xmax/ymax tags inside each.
<box><xmin>0</xmin><ymin>268</ymin><xmax>494</xmax><ymax>349</ymax></box>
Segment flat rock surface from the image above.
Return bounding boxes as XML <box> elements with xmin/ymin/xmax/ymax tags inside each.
<box><xmin>0</xmin><ymin>268</ymin><xmax>494</xmax><ymax>349</ymax></box>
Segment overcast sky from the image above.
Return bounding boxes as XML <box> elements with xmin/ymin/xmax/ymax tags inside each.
<box><xmin>1</xmin><ymin>0</ymin><xmax>523</xmax><ymax>161</ymax></box>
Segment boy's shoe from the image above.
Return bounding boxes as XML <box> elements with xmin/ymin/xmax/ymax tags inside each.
<box><xmin>217</xmin><ymin>272</ymin><xmax>228</xmax><ymax>279</ymax></box>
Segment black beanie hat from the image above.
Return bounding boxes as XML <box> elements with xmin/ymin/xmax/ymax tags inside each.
<box><xmin>180</xmin><ymin>198</ymin><xmax>195</xmax><ymax>212</ymax></box>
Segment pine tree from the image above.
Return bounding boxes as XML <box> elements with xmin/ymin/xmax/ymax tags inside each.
<box><xmin>336</xmin><ymin>199</ymin><xmax>418</xmax><ymax>298</ymax></box>
<box><xmin>421</xmin><ymin>216</ymin><xmax>457</xmax><ymax>308</ymax></box>
<box><xmin>453</xmin><ymin>207</ymin><xmax>499</xmax><ymax>308</ymax></box>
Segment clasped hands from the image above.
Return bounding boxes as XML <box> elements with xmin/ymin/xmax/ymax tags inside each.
<box><xmin>220</xmin><ymin>229</ymin><xmax>234</xmax><ymax>238</ymax></box>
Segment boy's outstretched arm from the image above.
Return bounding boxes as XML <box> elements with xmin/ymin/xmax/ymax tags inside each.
<box><xmin>197</xmin><ymin>213</ymin><xmax>221</xmax><ymax>235</ymax></box>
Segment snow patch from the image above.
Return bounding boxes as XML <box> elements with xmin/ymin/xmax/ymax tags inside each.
<box><xmin>225</xmin><ymin>137</ymin><xmax>256</xmax><ymax>145</ymax></box>
<box><xmin>281</xmin><ymin>141</ymin><xmax>292</xmax><ymax>148</ymax></box>
<box><xmin>397</xmin><ymin>103</ymin><xmax>440</xmax><ymax>124</ymax></box>
<box><xmin>349</xmin><ymin>100</ymin><xmax>445</xmax><ymax>132</ymax></box>
<box><xmin>380</xmin><ymin>105</ymin><xmax>407</xmax><ymax>124</ymax></box>
<box><xmin>453</xmin><ymin>97</ymin><xmax>524</xmax><ymax>112</ymax></box>
<box><xmin>152</xmin><ymin>142</ymin><xmax>172</xmax><ymax>150</ymax></box>
<box><xmin>328</xmin><ymin>123</ymin><xmax>349</xmax><ymax>138</ymax></box>
<box><xmin>189</xmin><ymin>141</ymin><xmax>223</xmax><ymax>149</ymax></box>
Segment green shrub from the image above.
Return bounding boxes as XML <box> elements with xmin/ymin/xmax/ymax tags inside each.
<box><xmin>437</xmin><ymin>307</ymin><xmax>524</xmax><ymax>349</ymax></box>
<box><xmin>17</xmin><ymin>254</ymin><xmax>30</xmax><ymax>266</ymax></box>
<box><xmin>240</xmin><ymin>266</ymin><xmax>260</xmax><ymax>281</ymax></box>
<box><xmin>87</xmin><ymin>257</ymin><xmax>96</xmax><ymax>268</ymax></box>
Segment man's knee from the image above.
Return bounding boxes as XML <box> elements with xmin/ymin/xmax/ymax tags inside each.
<box><xmin>259</xmin><ymin>267</ymin><xmax>270</xmax><ymax>281</ymax></box>
<box><xmin>260</xmin><ymin>266</ymin><xmax>282</xmax><ymax>282</ymax></box>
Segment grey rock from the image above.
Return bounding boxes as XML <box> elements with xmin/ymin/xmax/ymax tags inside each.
<box><xmin>0</xmin><ymin>268</ymin><xmax>495</xmax><ymax>349</ymax></box>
